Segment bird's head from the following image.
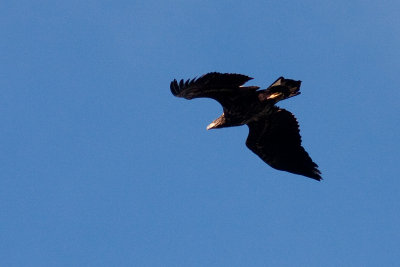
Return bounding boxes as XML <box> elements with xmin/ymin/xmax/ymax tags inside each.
<box><xmin>206</xmin><ymin>114</ymin><xmax>226</xmax><ymax>130</ymax></box>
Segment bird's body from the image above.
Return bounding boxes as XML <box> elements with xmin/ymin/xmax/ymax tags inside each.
<box><xmin>170</xmin><ymin>72</ymin><xmax>322</xmax><ymax>180</ymax></box>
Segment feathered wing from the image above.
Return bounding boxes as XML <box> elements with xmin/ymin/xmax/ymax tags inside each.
<box><xmin>246</xmin><ymin>108</ymin><xmax>322</xmax><ymax>180</ymax></box>
<box><xmin>170</xmin><ymin>72</ymin><xmax>259</xmax><ymax>108</ymax></box>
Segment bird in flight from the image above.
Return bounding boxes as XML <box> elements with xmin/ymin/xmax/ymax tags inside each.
<box><xmin>170</xmin><ymin>72</ymin><xmax>321</xmax><ymax>180</ymax></box>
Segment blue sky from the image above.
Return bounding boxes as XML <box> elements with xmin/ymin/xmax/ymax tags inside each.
<box><xmin>1</xmin><ymin>0</ymin><xmax>400</xmax><ymax>266</ymax></box>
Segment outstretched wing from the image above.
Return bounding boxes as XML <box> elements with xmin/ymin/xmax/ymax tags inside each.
<box><xmin>246</xmin><ymin>108</ymin><xmax>321</xmax><ymax>180</ymax></box>
<box><xmin>170</xmin><ymin>72</ymin><xmax>258</xmax><ymax>108</ymax></box>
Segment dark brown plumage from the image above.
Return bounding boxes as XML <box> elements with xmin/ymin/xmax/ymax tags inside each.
<box><xmin>170</xmin><ymin>72</ymin><xmax>321</xmax><ymax>180</ymax></box>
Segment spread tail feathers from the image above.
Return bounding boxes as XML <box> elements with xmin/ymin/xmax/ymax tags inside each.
<box><xmin>263</xmin><ymin>77</ymin><xmax>301</xmax><ymax>101</ymax></box>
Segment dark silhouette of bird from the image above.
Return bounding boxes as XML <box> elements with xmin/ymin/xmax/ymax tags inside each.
<box><xmin>170</xmin><ymin>72</ymin><xmax>321</xmax><ymax>180</ymax></box>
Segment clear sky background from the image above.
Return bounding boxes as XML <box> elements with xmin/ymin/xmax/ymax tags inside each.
<box><xmin>1</xmin><ymin>0</ymin><xmax>400</xmax><ymax>266</ymax></box>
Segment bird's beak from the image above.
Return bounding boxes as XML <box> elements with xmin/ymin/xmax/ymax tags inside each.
<box><xmin>206</xmin><ymin>122</ymin><xmax>217</xmax><ymax>130</ymax></box>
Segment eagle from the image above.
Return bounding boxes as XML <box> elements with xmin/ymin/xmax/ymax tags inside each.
<box><xmin>170</xmin><ymin>72</ymin><xmax>321</xmax><ymax>181</ymax></box>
